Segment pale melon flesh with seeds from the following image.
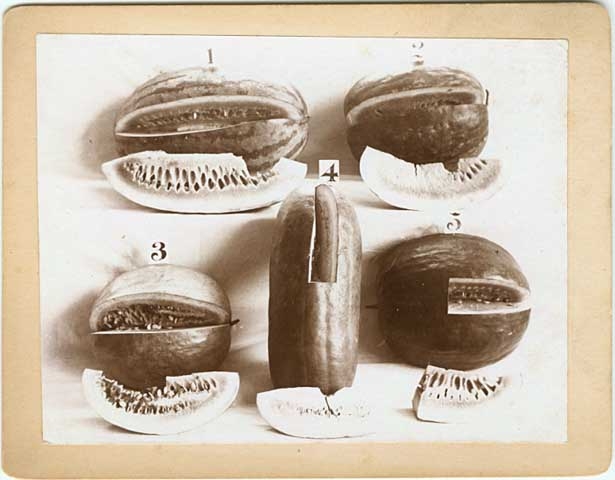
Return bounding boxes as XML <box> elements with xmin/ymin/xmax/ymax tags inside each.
<box><xmin>412</xmin><ymin>365</ymin><xmax>520</xmax><ymax>423</ymax></box>
<box><xmin>82</xmin><ymin>369</ymin><xmax>239</xmax><ymax>435</ymax></box>
<box><xmin>360</xmin><ymin>147</ymin><xmax>504</xmax><ymax>212</ymax></box>
<box><xmin>102</xmin><ymin>150</ymin><xmax>307</xmax><ymax>213</ymax></box>
<box><xmin>90</xmin><ymin>265</ymin><xmax>235</xmax><ymax>390</ymax></box>
<box><xmin>257</xmin><ymin>387</ymin><xmax>374</xmax><ymax>439</ymax></box>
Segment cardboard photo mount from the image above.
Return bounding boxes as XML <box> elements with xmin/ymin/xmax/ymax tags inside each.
<box><xmin>2</xmin><ymin>3</ymin><xmax>612</xmax><ymax>478</ymax></box>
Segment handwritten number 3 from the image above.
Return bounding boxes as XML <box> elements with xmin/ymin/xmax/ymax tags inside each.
<box><xmin>151</xmin><ymin>242</ymin><xmax>167</xmax><ymax>261</ymax></box>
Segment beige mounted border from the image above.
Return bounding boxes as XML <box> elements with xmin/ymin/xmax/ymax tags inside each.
<box><xmin>2</xmin><ymin>3</ymin><xmax>612</xmax><ymax>478</ymax></box>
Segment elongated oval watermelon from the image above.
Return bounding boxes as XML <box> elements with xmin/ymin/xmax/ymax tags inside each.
<box><xmin>268</xmin><ymin>185</ymin><xmax>362</xmax><ymax>395</ymax></box>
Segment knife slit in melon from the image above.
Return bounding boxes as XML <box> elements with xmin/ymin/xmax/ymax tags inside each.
<box><xmin>447</xmin><ymin>278</ymin><xmax>531</xmax><ymax>315</ymax></box>
<box><xmin>346</xmin><ymin>88</ymin><xmax>484</xmax><ymax>126</ymax></box>
<box><xmin>98</xmin><ymin>300</ymin><xmax>227</xmax><ymax>331</ymax></box>
<box><xmin>116</xmin><ymin>96</ymin><xmax>304</xmax><ymax>134</ymax></box>
<box><xmin>310</xmin><ymin>184</ymin><xmax>339</xmax><ymax>283</ymax></box>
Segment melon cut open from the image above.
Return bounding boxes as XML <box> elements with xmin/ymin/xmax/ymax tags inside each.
<box><xmin>447</xmin><ymin>277</ymin><xmax>532</xmax><ymax>315</ymax></box>
<box><xmin>360</xmin><ymin>147</ymin><xmax>504</xmax><ymax>212</ymax></box>
<box><xmin>102</xmin><ymin>150</ymin><xmax>307</xmax><ymax>213</ymax></box>
<box><xmin>82</xmin><ymin>369</ymin><xmax>239</xmax><ymax>435</ymax></box>
<box><xmin>377</xmin><ymin>234</ymin><xmax>531</xmax><ymax>370</ymax></box>
<box><xmin>115</xmin><ymin>96</ymin><xmax>306</xmax><ymax>135</ymax></box>
<box><xmin>114</xmin><ymin>65</ymin><xmax>309</xmax><ymax>171</ymax></box>
<box><xmin>89</xmin><ymin>264</ymin><xmax>236</xmax><ymax>390</ymax></box>
<box><xmin>257</xmin><ymin>387</ymin><xmax>374</xmax><ymax>439</ymax></box>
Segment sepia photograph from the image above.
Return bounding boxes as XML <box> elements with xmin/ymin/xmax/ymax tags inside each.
<box><xmin>36</xmin><ymin>34</ymin><xmax>568</xmax><ymax>444</ymax></box>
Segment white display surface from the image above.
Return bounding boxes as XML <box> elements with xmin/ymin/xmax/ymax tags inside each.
<box><xmin>37</xmin><ymin>35</ymin><xmax>567</xmax><ymax>443</ymax></box>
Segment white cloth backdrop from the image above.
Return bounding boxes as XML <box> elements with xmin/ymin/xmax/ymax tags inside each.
<box><xmin>37</xmin><ymin>35</ymin><xmax>567</xmax><ymax>443</ymax></box>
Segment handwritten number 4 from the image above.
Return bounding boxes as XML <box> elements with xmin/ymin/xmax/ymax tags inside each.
<box><xmin>321</xmin><ymin>164</ymin><xmax>339</xmax><ymax>182</ymax></box>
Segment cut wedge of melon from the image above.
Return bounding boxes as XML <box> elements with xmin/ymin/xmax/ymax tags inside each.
<box><xmin>360</xmin><ymin>147</ymin><xmax>504</xmax><ymax>212</ymax></box>
<box><xmin>412</xmin><ymin>365</ymin><xmax>521</xmax><ymax>424</ymax></box>
<box><xmin>82</xmin><ymin>369</ymin><xmax>239</xmax><ymax>435</ymax></box>
<box><xmin>102</xmin><ymin>151</ymin><xmax>307</xmax><ymax>213</ymax></box>
<box><xmin>257</xmin><ymin>387</ymin><xmax>374</xmax><ymax>439</ymax></box>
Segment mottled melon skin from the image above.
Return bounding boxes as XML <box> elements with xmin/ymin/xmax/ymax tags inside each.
<box><xmin>268</xmin><ymin>188</ymin><xmax>362</xmax><ymax>395</ymax></box>
<box><xmin>378</xmin><ymin>234</ymin><xmax>530</xmax><ymax>370</ymax></box>
<box><xmin>115</xmin><ymin>119</ymin><xmax>308</xmax><ymax>172</ymax></box>
<box><xmin>119</xmin><ymin>68</ymin><xmax>307</xmax><ymax>115</ymax></box>
<box><xmin>382</xmin><ymin>308</ymin><xmax>529</xmax><ymax>370</ymax></box>
<box><xmin>114</xmin><ymin>67</ymin><xmax>309</xmax><ymax>172</ymax></box>
<box><xmin>345</xmin><ymin>66</ymin><xmax>488</xmax><ymax>164</ymax></box>
<box><xmin>92</xmin><ymin>325</ymin><xmax>232</xmax><ymax>390</ymax></box>
<box><xmin>348</xmin><ymin>104</ymin><xmax>488</xmax><ymax>165</ymax></box>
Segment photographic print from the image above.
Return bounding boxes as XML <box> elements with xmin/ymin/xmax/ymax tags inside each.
<box><xmin>36</xmin><ymin>34</ymin><xmax>567</xmax><ymax>444</ymax></box>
